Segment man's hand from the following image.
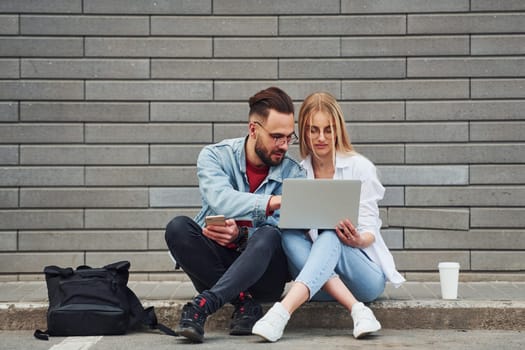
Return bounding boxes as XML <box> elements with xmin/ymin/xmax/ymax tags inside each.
<box><xmin>203</xmin><ymin>218</ymin><xmax>239</xmax><ymax>246</ymax></box>
<box><xmin>268</xmin><ymin>195</ymin><xmax>282</xmax><ymax>212</ymax></box>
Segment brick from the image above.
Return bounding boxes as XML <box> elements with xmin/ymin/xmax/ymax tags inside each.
<box><xmin>0</xmin><ymin>102</ymin><xmax>17</xmax><ymax>122</ymax></box>
<box><xmin>0</xmin><ymin>189</ymin><xmax>17</xmax><ymax>208</ymax></box>
<box><xmin>86</xmin><ymin>38</ymin><xmax>211</xmax><ymax>57</ymax></box>
<box><xmin>151</xmin><ymin>102</ymin><xmax>246</xmax><ymax>122</ymax></box>
<box><xmin>471</xmin><ymin>121</ymin><xmax>525</xmax><ymax>141</ymax></box>
<box><xmin>0</xmin><ymin>167</ymin><xmax>84</xmax><ymax>186</ymax></box>
<box><xmin>0</xmin><ymin>146</ymin><xmax>18</xmax><ymax>165</ymax></box>
<box><xmin>0</xmin><ymin>123</ymin><xmax>83</xmax><ymax>143</ymax></box>
<box><xmin>213</xmin><ymin>123</ymin><xmax>250</xmax><ymax>142</ymax></box>
<box><xmin>353</xmin><ymin>144</ymin><xmax>405</xmax><ymax>164</ymax></box>
<box><xmin>393</xmin><ymin>251</ymin><xmax>470</xmax><ymax>271</ymax></box>
<box><xmin>150</xmin><ymin>145</ymin><xmax>203</xmax><ymax>165</ymax></box>
<box><xmin>214</xmin><ymin>0</ymin><xmax>339</xmax><ymax>14</ymax></box>
<box><xmin>151</xmin><ymin>59</ymin><xmax>277</xmax><ymax>79</ymax></box>
<box><xmin>21</xmin><ymin>59</ymin><xmax>149</xmax><ymax>79</ymax></box>
<box><xmin>0</xmin><ymin>15</ymin><xmax>18</xmax><ymax>34</ymax></box>
<box><xmin>471</xmin><ymin>251</ymin><xmax>525</xmax><ymax>271</ymax></box>
<box><xmin>86</xmin><ymin>81</ymin><xmax>212</xmax><ymax>101</ymax></box>
<box><xmin>85</xmin><ymin>208</ymin><xmax>196</xmax><ymax>229</ymax></box>
<box><xmin>408</xmin><ymin>57</ymin><xmax>525</xmax><ymax>78</ymax></box>
<box><xmin>342</xmin><ymin>80</ymin><xmax>469</xmax><ymax>100</ymax></box>
<box><xmin>406</xmin><ymin>100</ymin><xmax>525</xmax><ymax>121</ymax></box>
<box><xmin>0</xmin><ymin>209</ymin><xmax>83</xmax><ymax>230</ymax></box>
<box><xmin>381</xmin><ymin>229</ymin><xmax>403</xmax><ymax>249</ymax></box>
<box><xmin>214</xmin><ymin>38</ymin><xmax>340</xmax><ymax>57</ymax></box>
<box><xmin>471</xmin><ymin>0</ymin><xmax>525</xmax><ymax>11</ymax></box>
<box><xmin>85</xmin><ymin>123</ymin><xmax>211</xmax><ymax>144</ymax></box>
<box><xmin>342</xmin><ymin>36</ymin><xmax>468</xmax><ymax>57</ymax></box>
<box><xmin>279</xmin><ymin>15</ymin><xmax>405</xmax><ymax>36</ymax></box>
<box><xmin>21</xmin><ymin>15</ymin><xmax>149</xmax><ymax>36</ymax></box>
<box><xmin>380</xmin><ymin>186</ymin><xmax>404</xmax><ymax>206</ymax></box>
<box><xmin>388</xmin><ymin>207</ymin><xmax>470</xmax><ymax>230</ymax></box>
<box><xmin>471</xmin><ymin>208</ymin><xmax>525</xmax><ymax>228</ymax></box>
<box><xmin>20</xmin><ymin>102</ymin><xmax>148</xmax><ymax>122</ymax></box>
<box><xmin>86</xmin><ymin>251</ymin><xmax>175</xmax><ymax>272</ymax></box>
<box><xmin>85</xmin><ymin>166</ymin><xmax>198</xmax><ymax>186</ymax></box>
<box><xmin>214</xmin><ymin>81</ymin><xmax>341</xmax><ymax>101</ymax></box>
<box><xmin>0</xmin><ymin>253</ymin><xmax>84</xmax><ymax>274</ymax></box>
<box><xmin>406</xmin><ymin>143</ymin><xmax>525</xmax><ymax>164</ymax></box>
<box><xmin>406</xmin><ymin>186</ymin><xmax>525</xmax><ymax>206</ymax></box>
<box><xmin>84</xmin><ymin>0</ymin><xmax>210</xmax><ymax>14</ymax></box>
<box><xmin>472</xmin><ymin>79</ymin><xmax>525</xmax><ymax>99</ymax></box>
<box><xmin>150</xmin><ymin>187</ymin><xmax>201</xmax><ymax>207</ymax></box>
<box><xmin>470</xmin><ymin>165</ymin><xmax>525</xmax><ymax>184</ymax></box>
<box><xmin>19</xmin><ymin>230</ymin><xmax>148</xmax><ymax>251</ymax></box>
<box><xmin>148</xmin><ymin>230</ymin><xmax>165</xmax><ymax>250</ymax></box>
<box><xmin>152</xmin><ymin>16</ymin><xmax>277</xmax><ymax>36</ymax></box>
<box><xmin>0</xmin><ymin>232</ymin><xmax>16</xmax><ymax>251</ymax></box>
<box><xmin>0</xmin><ymin>37</ymin><xmax>83</xmax><ymax>57</ymax></box>
<box><xmin>472</xmin><ymin>35</ymin><xmax>525</xmax><ymax>55</ymax></box>
<box><xmin>20</xmin><ymin>188</ymin><xmax>148</xmax><ymax>208</ymax></box>
<box><xmin>342</xmin><ymin>102</ymin><xmax>405</xmax><ymax>122</ymax></box>
<box><xmin>0</xmin><ymin>59</ymin><xmax>18</xmax><ymax>78</ymax></box>
<box><xmin>0</xmin><ymin>80</ymin><xmax>83</xmax><ymax>100</ymax></box>
<box><xmin>350</xmin><ymin>122</ymin><xmax>468</xmax><ymax>143</ymax></box>
<box><xmin>0</xmin><ymin>0</ymin><xmax>81</xmax><ymax>13</ymax></box>
<box><xmin>279</xmin><ymin>58</ymin><xmax>405</xmax><ymax>79</ymax></box>
<box><xmin>342</xmin><ymin>0</ymin><xmax>468</xmax><ymax>13</ymax></box>
<box><xmin>20</xmin><ymin>145</ymin><xmax>148</xmax><ymax>165</ymax></box>
<box><xmin>377</xmin><ymin>165</ymin><xmax>468</xmax><ymax>185</ymax></box>
<box><xmin>405</xmin><ymin>229</ymin><xmax>525</xmax><ymax>250</ymax></box>
<box><xmin>408</xmin><ymin>13</ymin><xmax>525</xmax><ymax>34</ymax></box>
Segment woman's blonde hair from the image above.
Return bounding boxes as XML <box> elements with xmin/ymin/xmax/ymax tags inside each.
<box><xmin>298</xmin><ymin>92</ymin><xmax>355</xmax><ymax>160</ymax></box>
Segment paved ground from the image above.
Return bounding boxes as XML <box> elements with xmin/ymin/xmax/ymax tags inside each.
<box><xmin>2</xmin><ymin>329</ymin><xmax>525</xmax><ymax>350</ymax></box>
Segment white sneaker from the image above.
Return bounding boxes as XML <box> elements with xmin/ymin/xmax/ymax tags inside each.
<box><xmin>351</xmin><ymin>302</ymin><xmax>381</xmax><ymax>339</ymax></box>
<box><xmin>252</xmin><ymin>302</ymin><xmax>290</xmax><ymax>342</ymax></box>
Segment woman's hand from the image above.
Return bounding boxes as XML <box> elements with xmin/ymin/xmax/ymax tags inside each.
<box><xmin>203</xmin><ymin>218</ymin><xmax>239</xmax><ymax>246</ymax></box>
<box><xmin>335</xmin><ymin>219</ymin><xmax>363</xmax><ymax>248</ymax></box>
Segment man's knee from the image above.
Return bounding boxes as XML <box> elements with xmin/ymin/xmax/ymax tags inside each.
<box><xmin>165</xmin><ymin>215</ymin><xmax>192</xmax><ymax>244</ymax></box>
<box><xmin>250</xmin><ymin>225</ymin><xmax>282</xmax><ymax>250</ymax></box>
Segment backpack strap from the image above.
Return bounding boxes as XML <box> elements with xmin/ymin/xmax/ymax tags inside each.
<box><xmin>33</xmin><ymin>329</ymin><xmax>49</xmax><ymax>341</ymax></box>
<box><xmin>126</xmin><ymin>286</ymin><xmax>178</xmax><ymax>337</ymax></box>
<box><xmin>142</xmin><ymin>306</ymin><xmax>178</xmax><ymax>337</ymax></box>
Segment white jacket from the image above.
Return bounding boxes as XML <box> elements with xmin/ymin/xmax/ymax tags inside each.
<box><xmin>301</xmin><ymin>152</ymin><xmax>405</xmax><ymax>287</ymax></box>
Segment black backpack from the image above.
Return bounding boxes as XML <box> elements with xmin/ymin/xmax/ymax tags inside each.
<box><xmin>34</xmin><ymin>261</ymin><xmax>177</xmax><ymax>340</ymax></box>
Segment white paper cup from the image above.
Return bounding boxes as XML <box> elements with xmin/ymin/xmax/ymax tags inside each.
<box><xmin>438</xmin><ymin>262</ymin><xmax>460</xmax><ymax>299</ymax></box>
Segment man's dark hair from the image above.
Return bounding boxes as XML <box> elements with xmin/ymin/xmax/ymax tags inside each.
<box><xmin>248</xmin><ymin>86</ymin><xmax>294</xmax><ymax>119</ymax></box>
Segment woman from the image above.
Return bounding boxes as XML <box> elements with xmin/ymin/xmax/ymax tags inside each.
<box><xmin>252</xmin><ymin>92</ymin><xmax>405</xmax><ymax>342</ymax></box>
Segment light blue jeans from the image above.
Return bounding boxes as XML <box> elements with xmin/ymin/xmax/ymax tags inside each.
<box><xmin>282</xmin><ymin>229</ymin><xmax>386</xmax><ymax>303</ymax></box>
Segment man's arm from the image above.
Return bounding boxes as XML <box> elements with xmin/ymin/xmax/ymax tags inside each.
<box><xmin>197</xmin><ymin>145</ymin><xmax>271</xmax><ymax>223</ymax></box>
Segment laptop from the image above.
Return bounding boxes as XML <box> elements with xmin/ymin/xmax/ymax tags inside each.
<box><xmin>278</xmin><ymin>178</ymin><xmax>361</xmax><ymax>229</ymax></box>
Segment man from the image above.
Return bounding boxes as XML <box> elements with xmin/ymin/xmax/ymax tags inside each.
<box><xmin>165</xmin><ymin>87</ymin><xmax>305</xmax><ymax>343</ymax></box>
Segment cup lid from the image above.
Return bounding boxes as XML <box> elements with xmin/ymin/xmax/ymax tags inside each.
<box><xmin>438</xmin><ymin>262</ymin><xmax>460</xmax><ymax>268</ymax></box>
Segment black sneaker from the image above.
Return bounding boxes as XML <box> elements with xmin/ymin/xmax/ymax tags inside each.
<box><xmin>230</xmin><ymin>297</ymin><xmax>263</xmax><ymax>335</ymax></box>
<box><xmin>176</xmin><ymin>300</ymin><xmax>208</xmax><ymax>343</ymax></box>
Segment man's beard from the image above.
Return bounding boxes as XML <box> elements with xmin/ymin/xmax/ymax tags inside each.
<box><xmin>254</xmin><ymin>139</ymin><xmax>285</xmax><ymax>167</ymax></box>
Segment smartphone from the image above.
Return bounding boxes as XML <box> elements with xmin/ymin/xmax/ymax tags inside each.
<box><xmin>205</xmin><ymin>215</ymin><xmax>226</xmax><ymax>226</ymax></box>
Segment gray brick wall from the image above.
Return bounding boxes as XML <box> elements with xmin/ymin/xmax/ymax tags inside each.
<box><xmin>1</xmin><ymin>1</ymin><xmax>524</xmax><ymax>280</ymax></box>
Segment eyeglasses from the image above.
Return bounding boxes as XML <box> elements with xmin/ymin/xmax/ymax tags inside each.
<box><xmin>254</xmin><ymin>121</ymin><xmax>298</xmax><ymax>146</ymax></box>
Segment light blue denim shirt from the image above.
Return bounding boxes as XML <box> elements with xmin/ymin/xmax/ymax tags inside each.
<box><xmin>193</xmin><ymin>137</ymin><xmax>306</xmax><ymax>230</ymax></box>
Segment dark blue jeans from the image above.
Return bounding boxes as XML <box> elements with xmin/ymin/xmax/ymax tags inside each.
<box><xmin>165</xmin><ymin>216</ymin><xmax>289</xmax><ymax>314</ymax></box>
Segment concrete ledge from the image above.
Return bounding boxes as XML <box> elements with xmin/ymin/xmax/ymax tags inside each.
<box><xmin>2</xmin><ymin>299</ymin><xmax>524</xmax><ymax>332</ymax></box>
